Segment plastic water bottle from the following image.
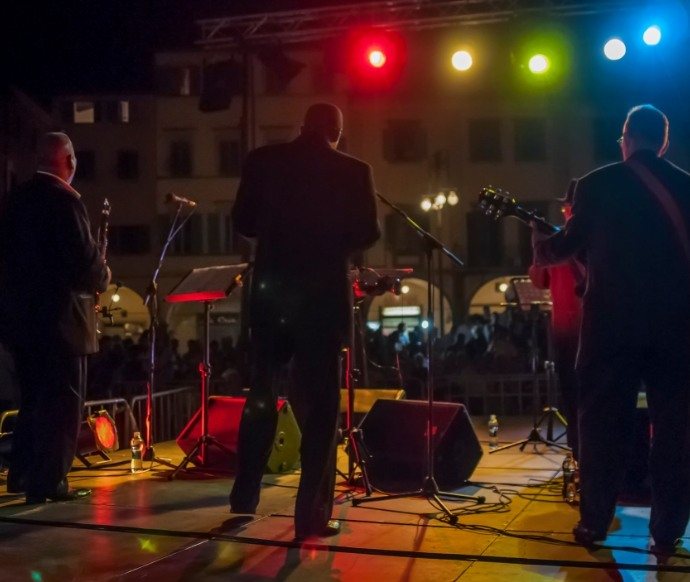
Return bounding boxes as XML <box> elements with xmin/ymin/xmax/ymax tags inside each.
<box><xmin>562</xmin><ymin>452</ymin><xmax>578</xmax><ymax>504</ymax></box>
<box><xmin>130</xmin><ymin>431</ymin><xmax>144</xmax><ymax>473</ymax></box>
<box><xmin>488</xmin><ymin>414</ymin><xmax>499</xmax><ymax>449</ymax></box>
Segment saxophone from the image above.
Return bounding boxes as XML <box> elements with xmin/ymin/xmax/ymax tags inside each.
<box><xmin>96</xmin><ymin>198</ymin><xmax>110</xmax><ymax>314</ymax></box>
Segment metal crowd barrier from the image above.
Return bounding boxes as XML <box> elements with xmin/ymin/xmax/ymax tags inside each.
<box><xmin>436</xmin><ymin>372</ymin><xmax>549</xmax><ymax>415</ymax></box>
<box><xmin>130</xmin><ymin>385</ymin><xmax>199</xmax><ymax>445</ymax></box>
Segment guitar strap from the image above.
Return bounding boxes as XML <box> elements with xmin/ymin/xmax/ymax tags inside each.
<box><xmin>626</xmin><ymin>158</ymin><xmax>690</xmax><ymax>266</ymax></box>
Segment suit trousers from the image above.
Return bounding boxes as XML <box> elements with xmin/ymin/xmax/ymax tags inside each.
<box><xmin>8</xmin><ymin>345</ymin><xmax>86</xmax><ymax>498</ymax></box>
<box><xmin>553</xmin><ymin>333</ymin><xmax>579</xmax><ymax>460</ymax></box>
<box><xmin>230</xmin><ymin>319</ymin><xmax>342</xmax><ymax>536</ymax></box>
<box><xmin>577</xmin><ymin>344</ymin><xmax>690</xmax><ymax>542</ymax></box>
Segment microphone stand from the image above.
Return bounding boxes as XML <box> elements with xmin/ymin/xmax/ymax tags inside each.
<box><xmin>141</xmin><ymin>202</ymin><xmax>196</xmax><ymax>468</ymax></box>
<box><xmin>352</xmin><ymin>192</ymin><xmax>484</xmax><ymax>524</ymax></box>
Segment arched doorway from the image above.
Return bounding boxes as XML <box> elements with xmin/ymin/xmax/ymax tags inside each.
<box><xmin>467</xmin><ymin>275</ymin><xmax>527</xmax><ymax>315</ymax></box>
<box><xmin>99</xmin><ymin>284</ymin><xmax>150</xmax><ymax>339</ymax></box>
<box><xmin>365</xmin><ymin>277</ymin><xmax>453</xmax><ymax>335</ymax></box>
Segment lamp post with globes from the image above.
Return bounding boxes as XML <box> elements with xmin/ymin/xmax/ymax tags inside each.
<box><xmin>420</xmin><ymin>189</ymin><xmax>459</xmax><ymax>338</ymax></box>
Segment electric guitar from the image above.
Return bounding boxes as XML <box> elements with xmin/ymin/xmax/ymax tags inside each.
<box><xmin>478</xmin><ymin>186</ymin><xmax>559</xmax><ymax>234</ymax></box>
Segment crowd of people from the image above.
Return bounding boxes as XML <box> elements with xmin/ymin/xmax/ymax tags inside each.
<box><xmin>87</xmin><ymin>326</ymin><xmax>244</xmax><ymax>400</ymax></box>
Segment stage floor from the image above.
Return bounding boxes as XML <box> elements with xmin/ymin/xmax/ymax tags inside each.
<box><xmin>1</xmin><ymin>417</ymin><xmax>688</xmax><ymax>581</ymax></box>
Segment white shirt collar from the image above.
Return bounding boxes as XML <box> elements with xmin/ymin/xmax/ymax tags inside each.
<box><xmin>36</xmin><ymin>170</ymin><xmax>81</xmax><ymax>198</ymax></box>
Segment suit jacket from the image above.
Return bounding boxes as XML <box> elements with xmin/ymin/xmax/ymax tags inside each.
<box><xmin>0</xmin><ymin>173</ymin><xmax>110</xmax><ymax>353</ymax></box>
<box><xmin>533</xmin><ymin>150</ymin><xmax>690</xmax><ymax>365</ymax></box>
<box><xmin>232</xmin><ymin>133</ymin><xmax>380</xmax><ymax>334</ymax></box>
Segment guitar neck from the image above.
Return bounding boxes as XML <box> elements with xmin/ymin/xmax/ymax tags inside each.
<box><xmin>512</xmin><ymin>206</ymin><xmax>559</xmax><ymax>234</ymax></box>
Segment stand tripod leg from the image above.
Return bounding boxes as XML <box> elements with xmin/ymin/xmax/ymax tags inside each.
<box><xmin>168</xmin><ymin>439</ymin><xmax>203</xmax><ymax>480</ymax></box>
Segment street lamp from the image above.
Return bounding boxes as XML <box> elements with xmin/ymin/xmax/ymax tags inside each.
<box><xmin>419</xmin><ymin>188</ymin><xmax>459</xmax><ymax>338</ymax></box>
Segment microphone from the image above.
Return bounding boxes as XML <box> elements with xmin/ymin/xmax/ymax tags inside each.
<box><xmin>166</xmin><ymin>192</ymin><xmax>197</xmax><ymax>208</ymax></box>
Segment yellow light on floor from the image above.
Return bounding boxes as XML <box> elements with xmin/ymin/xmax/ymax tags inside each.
<box><xmin>451</xmin><ymin>50</ymin><xmax>473</xmax><ymax>71</ymax></box>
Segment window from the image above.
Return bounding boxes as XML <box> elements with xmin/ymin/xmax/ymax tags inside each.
<box><xmin>383</xmin><ymin>120</ymin><xmax>427</xmax><ymax>163</ymax></box>
<box><xmin>467</xmin><ymin>209</ymin><xmax>503</xmax><ymax>267</ymax></box>
<box><xmin>468</xmin><ymin>119</ymin><xmax>502</xmax><ymax>162</ymax></box>
<box><xmin>160</xmin><ymin>214</ymin><xmax>203</xmax><ymax>255</ymax></box>
<box><xmin>218</xmin><ymin>139</ymin><xmax>241</xmax><ymax>177</ymax></box>
<box><xmin>117</xmin><ymin>150</ymin><xmax>139</xmax><ymax>180</ymax></box>
<box><xmin>156</xmin><ymin>66</ymin><xmax>201</xmax><ymax>96</ymax></box>
<box><xmin>514</xmin><ymin>118</ymin><xmax>547</xmax><ymax>162</ymax></box>
<box><xmin>385</xmin><ymin>205</ymin><xmax>431</xmax><ymax>254</ymax></box>
<box><xmin>75</xmin><ymin>150</ymin><xmax>96</xmax><ymax>180</ymax></box>
<box><xmin>169</xmin><ymin>140</ymin><xmax>192</xmax><ymax>177</ymax></box>
<box><xmin>108</xmin><ymin>225</ymin><xmax>151</xmax><ymax>255</ymax></box>
<box><xmin>73</xmin><ymin>101</ymin><xmax>96</xmax><ymax>124</ymax></box>
<box><xmin>593</xmin><ymin>117</ymin><xmax>622</xmax><ymax>164</ymax></box>
<box><xmin>261</xmin><ymin>126</ymin><xmax>294</xmax><ymax>146</ymax></box>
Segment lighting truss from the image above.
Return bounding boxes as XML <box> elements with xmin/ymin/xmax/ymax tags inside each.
<box><xmin>197</xmin><ymin>0</ymin><xmax>644</xmax><ymax>48</ymax></box>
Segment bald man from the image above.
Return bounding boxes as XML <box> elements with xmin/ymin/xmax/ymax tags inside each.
<box><xmin>230</xmin><ymin>103</ymin><xmax>380</xmax><ymax>540</ymax></box>
<box><xmin>0</xmin><ymin>132</ymin><xmax>110</xmax><ymax>503</ymax></box>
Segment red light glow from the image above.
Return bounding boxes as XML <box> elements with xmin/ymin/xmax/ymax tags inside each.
<box><xmin>368</xmin><ymin>49</ymin><xmax>387</xmax><ymax>68</ymax></box>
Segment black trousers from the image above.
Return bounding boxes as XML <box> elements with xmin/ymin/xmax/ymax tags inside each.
<box><xmin>9</xmin><ymin>346</ymin><xmax>86</xmax><ymax>498</ymax></box>
<box><xmin>553</xmin><ymin>334</ymin><xmax>579</xmax><ymax>459</ymax></box>
<box><xmin>230</xmin><ymin>319</ymin><xmax>342</xmax><ymax>536</ymax></box>
<box><xmin>577</xmin><ymin>344</ymin><xmax>690</xmax><ymax>542</ymax></box>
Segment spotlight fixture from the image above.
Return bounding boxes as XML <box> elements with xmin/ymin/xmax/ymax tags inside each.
<box><xmin>528</xmin><ymin>54</ymin><xmax>550</xmax><ymax>74</ymax></box>
<box><xmin>421</xmin><ymin>197</ymin><xmax>433</xmax><ymax>212</ymax></box>
<box><xmin>603</xmin><ymin>38</ymin><xmax>626</xmax><ymax>60</ymax></box>
<box><xmin>368</xmin><ymin>48</ymin><xmax>387</xmax><ymax>68</ymax></box>
<box><xmin>643</xmin><ymin>25</ymin><xmax>662</xmax><ymax>46</ymax></box>
<box><xmin>451</xmin><ymin>50</ymin><xmax>473</xmax><ymax>71</ymax></box>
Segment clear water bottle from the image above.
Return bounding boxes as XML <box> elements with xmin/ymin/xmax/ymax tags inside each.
<box><xmin>488</xmin><ymin>414</ymin><xmax>499</xmax><ymax>449</ymax></box>
<box><xmin>130</xmin><ymin>431</ymin><xmax>144</xmax><ymax>473</ymax></box>
<box><xmin>562</xmin><ymin>452</ymin><xmax>578</xmax><ymax>504</ymax></box>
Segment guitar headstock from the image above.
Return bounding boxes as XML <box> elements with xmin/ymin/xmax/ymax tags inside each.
<box><xmin>478</xmin><ymin>186</ymin><xmax>518</xmax><ymax>220</ymax></box>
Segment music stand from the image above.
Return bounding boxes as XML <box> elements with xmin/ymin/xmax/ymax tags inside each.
<box><xmin>489</xmin><ymin>277</ymin><xmax>569</xmax><ymax>454</ymax></box>
<box><xmin>166</xmin><ymin>264</ymin><xmax>251</xmax><ymax>479</ymax></box>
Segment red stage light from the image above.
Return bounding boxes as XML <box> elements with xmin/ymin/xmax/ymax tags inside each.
<box><xmin>346</xmin><ymin>28</ymin><xmax>406</xmax><ymax>91</ymax></box>
<box><xmin>368</xmin><ymin>48</ymin><xmax>387</xmax><ymax>68</ymax></box>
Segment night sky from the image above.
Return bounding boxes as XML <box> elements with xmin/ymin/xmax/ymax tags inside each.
<box><xmin>1</xmin><ymin>0</ymin><xmax>367</xmax><ymax>104</ymax></box>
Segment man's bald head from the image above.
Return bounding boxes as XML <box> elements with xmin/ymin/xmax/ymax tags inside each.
<box><xmin>37</xmin><ymin>132</ymin><xmax>77</xmax><ymax>184</ymax></box>
<box><xmin>302</xmin><ymin>103</ymin><xmax>343</xmax><ymax>147</ymax></box>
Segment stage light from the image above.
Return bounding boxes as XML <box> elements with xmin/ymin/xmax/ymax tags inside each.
<box><xmin>643</xmin><ymin>25</ymin><xmax>662</xmax><ymax>46</ymax></box>
<box><xmin>451</xmin><ymin>50</ymin><xmax>473</xmax><ymax>71</ymax></box>
<box><xmin>401</xmin><ymin>285</ymin><xmax>410</xmax><ymax>294</ymax></box>
<box><xmin>112</xmin><ymin>293</ymin><xmax>120</xmax><ymax>303</ymax></box>
<box><xmin>498</xmin><ymin>282</ymin><xmax>509</xmax><ymax>293</ymax></box>
<box><xmin>421</xmin><ymin>320</ymin><xmax>430</xmax><ymax>329</ymax></box>
<box><xmin>447</xmin><ymin>190</ymin><xmax>459</xmax><ymax>206</ymax></box>
<box><xmin>435</xmin><ymin>192</ymin><xmax>447</xmax><ymax>206</ymax></box>
<box><xmin>528</xmin><ymin>54</ymin><xmax>549</xmax><ymax>74</ymax></box>
<box><xmin>604</xmin><ymin>38</ymin><xmax>626</xmax><ymax>60</ymax></box>
<box><xmin>421</xmin><ymin>197</ymin><xmax>433</xmax><ymax>212</ymax></box>
<box><xmin>368</xmin><ymin>49</ymin><xmax>387</xmax><ymax>68</ymax></box>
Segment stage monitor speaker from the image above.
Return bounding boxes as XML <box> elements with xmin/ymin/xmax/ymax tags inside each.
<box><xmin>339</xmin><ymin>388</ymin><xmax>405</xmax><ymax>427</ymax></box>
<box><xmin>360</xmin><ymin>400</ymin><xmax>482</xmax><ymax>491</ymax></box>
<box><xmin>176</xmin><ymin>396</ymin><xmax>301</xmax><ymax>473</ymax></box>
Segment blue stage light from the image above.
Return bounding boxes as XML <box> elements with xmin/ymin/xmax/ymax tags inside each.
<box><xmin>604</xmin><ymin>38</ymin><xmax>627</xmax><ymax>61</ymax></box>
<box><xmin>643</xmin><ymin>25</ymin><xmax>662</xmax><ymax>46</ymax></box>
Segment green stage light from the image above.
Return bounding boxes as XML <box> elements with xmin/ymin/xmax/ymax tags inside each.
<box><xmin>528</xmin><ymin>54</ymin><xmax>550</xmax><ymax>74</ymax></box>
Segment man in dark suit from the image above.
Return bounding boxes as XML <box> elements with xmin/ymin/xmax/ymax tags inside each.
<box><xmin>229</xmin><ymin>103</ymin><xmax>380</xmax><ymax>540</ymax></box>
<box><xmin>532</xmin><ymin>105</ymin><xmax>690</xmax><ymax>552</ymax></box>
<box><xmin>0</xmin><ymin>132</ymin><xmax>110</xmax><ymax>503</ymax></box>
